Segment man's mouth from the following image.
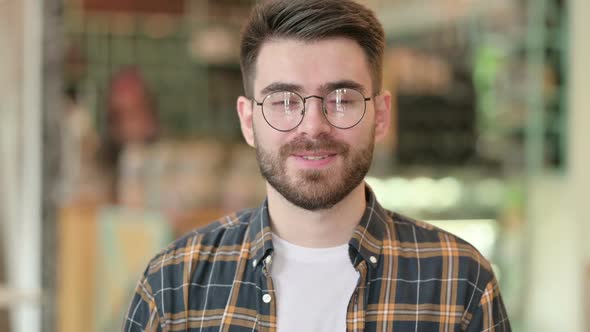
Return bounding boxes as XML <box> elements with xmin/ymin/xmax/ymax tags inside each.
<box><xmin>294</xmin><ymin>152</ymin><xmax>337</xmax><ymax>161</ymax></box>
<box><xmin>301</xmin><ymin>155</ymin><xmax>329</xmax><ymax>161</ymax></box>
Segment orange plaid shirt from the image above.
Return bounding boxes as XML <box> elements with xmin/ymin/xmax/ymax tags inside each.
<box><xmin>124</xmin><ymin>186</ymin><xmax>510</xmax><ymax>331</ymax></box>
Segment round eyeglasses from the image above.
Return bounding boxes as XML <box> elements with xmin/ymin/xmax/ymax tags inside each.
<box><xmin>252</xmin><ymin>88</ymin><xmax>372</xmax><ymax>132</ymax></box>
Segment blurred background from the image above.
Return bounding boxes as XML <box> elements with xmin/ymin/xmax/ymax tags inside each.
<box><xmin>0</xmin><ymin>0</ymin><xmax>588</xmax><ymax>331</ymax></box>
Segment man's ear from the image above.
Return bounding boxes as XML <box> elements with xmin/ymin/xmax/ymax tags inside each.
<box><xmin>237</xmin><ymin>96</ymin><xmax>256</xmax><ymax>147</ymax></box>
<box><xmin>373</xmin><ymin>90</ymin><xmax>391</xmax><ymax>143</ymax></box>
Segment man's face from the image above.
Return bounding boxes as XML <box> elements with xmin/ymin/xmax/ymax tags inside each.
<box><xmin>238</xmin><ymin>38</ymin><xmax>390</xmax><ymax>210</ymax></box>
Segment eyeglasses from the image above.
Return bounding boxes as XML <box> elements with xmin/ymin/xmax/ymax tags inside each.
<box><xmin>252</xmin><ymin>88</ymin><xmax>372</xmax><ymax>132</ymax></box>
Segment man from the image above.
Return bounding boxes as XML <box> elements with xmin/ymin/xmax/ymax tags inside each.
<box><xmin>124</xmin><ymin>0</ymin><xmax>511</xmax><ymax>331</ymax></box>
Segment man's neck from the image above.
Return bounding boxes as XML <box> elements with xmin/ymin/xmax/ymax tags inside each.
<box><xmin>266</xmin><ymin>182</ymin><xmax>367</xmax><ymax>248</ymax></box>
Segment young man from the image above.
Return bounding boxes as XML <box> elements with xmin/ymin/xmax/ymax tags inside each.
<box><xmin>124</xmin><ymin>0</ymin><xmax>511</xmax><ymax>331</ymax></box>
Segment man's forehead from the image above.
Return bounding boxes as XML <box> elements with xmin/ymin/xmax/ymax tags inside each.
<box><xmin>253</xmin><ymin>38</ymin><xmax>373</xmax><ymax>96</ymax></box>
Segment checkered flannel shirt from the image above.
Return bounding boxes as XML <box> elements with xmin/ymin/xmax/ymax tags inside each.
<box><xmin>124</xmin><ymin>186</ymin><xmax>510</xmax><ymax>331</ymax></box>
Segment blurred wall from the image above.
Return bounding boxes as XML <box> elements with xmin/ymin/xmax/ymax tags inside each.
<box><xmin>0</xmin><ymin>0</ymin><xmax>25</xmax><ymax>330</ymax></box>
<box><xmin>525</xmin><ymin>0</ymin><xmax>590</xmax><ymax>330</ymax></box>
<box><xmin>570</xmin><ymin>1</ymin><xmax>590</xmax><ymax>330</ymax></box>
<box><xmin>0</xmin><ymin>0</ymin><xmax>43</xmax><ymax>331</ymax></box>
<box><xmin>570</xmin><ymin>0</ymin><xmax>590</xmax><ymax>268</ymax></box>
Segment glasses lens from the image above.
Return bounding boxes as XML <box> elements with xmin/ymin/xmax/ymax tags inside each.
<box><xmin>324</xmin><ymin>89</ymin><xmax>366</xmax><ymax>128</ymax></box>
<box><xmin>262</xmin><ymin>91</ymin><xmax>304</xmax><ymax>131</ymax></box>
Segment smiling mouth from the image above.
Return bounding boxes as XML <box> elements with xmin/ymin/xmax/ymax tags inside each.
<box><xmin>293</xmin><ymin>151</ymin><xmax>339</xmax><ymax>162</ymax></box>
<box><xmin>300</xmin><ymin>155</ymin><xmax>331</xmax><ymax>161</ymax></box>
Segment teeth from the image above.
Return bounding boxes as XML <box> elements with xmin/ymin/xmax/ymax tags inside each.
<box><xmin>302</xmin><ymin>155</ymin><xmax>327</xmax><ymax>161</ymax></box>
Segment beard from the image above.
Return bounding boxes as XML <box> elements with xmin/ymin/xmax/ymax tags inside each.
<box><xmin>254</xmin><ymin>129</ymin><xmax>374</xmax><ymax>211</ymax></box>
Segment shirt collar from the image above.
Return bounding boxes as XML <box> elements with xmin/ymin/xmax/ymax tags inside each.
<box><xmin>247</xmin><ymin>184</ymin><xmax>388</xmax><ymax>269</ymax></box>
<box><xmin>348</xmin><ymin>185</ymin><xmax>387</xmax><ymax>269</ymax></box>
<box><xmin>247</xmin><ymin>200</ymin><xmax>274</xmax><ymax>268</ymax></box>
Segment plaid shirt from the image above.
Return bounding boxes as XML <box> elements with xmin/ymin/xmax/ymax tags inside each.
<box><xmin>124</xmin><ymin>186</ymin><xmax>510</xmax><ymax>332</ymax></box>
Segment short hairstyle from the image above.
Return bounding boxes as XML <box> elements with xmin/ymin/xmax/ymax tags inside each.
<box><xmin>239</xmin><ymin>0</ymin><xmax>385</xmax><ymax>97</ymax></box>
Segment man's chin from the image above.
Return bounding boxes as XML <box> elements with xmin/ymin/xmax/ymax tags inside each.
<box><xmin>289</xmin><ymin>166</ymin><xmax>337</xmax><ymax>182</ymax></box>
<box><xmin>272</xmin><ymin>180</ymin><xmax>348</xmax><ymax>211</ymax></box>
<box><xmin>283</xmin><ymin>192</ymin><xmax>340</xmax><ymax>211</ymax></box>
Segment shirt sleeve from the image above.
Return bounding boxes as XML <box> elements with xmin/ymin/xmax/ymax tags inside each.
<box><xmin>465</xmin><ymin>278</ymin><xmax>511</xmax><ymax>332</ymax></box>
<box><xmin>122</xmin><ymin>274</ymin><xmax>162</xmax><ymax>332</ymax></box>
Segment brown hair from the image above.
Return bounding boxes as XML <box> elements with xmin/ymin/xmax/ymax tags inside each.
<box><xmin>240</xmin><ymin>0</ymin><xmax>385</xmax><ymax>97</ymax></box>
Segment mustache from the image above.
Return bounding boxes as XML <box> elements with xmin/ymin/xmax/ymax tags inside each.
<box><xmin>280</xmin><ymin>134</ymin><xmax>349</xmax><ymax>156</ymax></box>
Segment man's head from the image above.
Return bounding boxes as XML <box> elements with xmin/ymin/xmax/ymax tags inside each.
<box><xmin>107</xmin><ymin>67</ymin><xmax>159</xmax><ymax>145</ymax></box>
<box><xmin>237</xmin><ymin>0</ymin><xmax>391</xmax><ymax>211</ymax></box>
<box><xmin>240</xmin><ymin>0</ymin><xmax>385</xmax><ymax>98</ymax></box>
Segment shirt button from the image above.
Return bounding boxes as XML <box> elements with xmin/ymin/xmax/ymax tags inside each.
<box><xmin>369</xmin><ymin>256</ymin><xmax>378</xmax><ymax>264</ymax></box>
<box><xmin>262</xmin><ymin>294</ymin><xmax>272</xmax><ymax>303</ymax></box>
<box><xmin>252</xmin><ymin>259</ymin><xmax>257</xmax><ymax>267</ymax></box>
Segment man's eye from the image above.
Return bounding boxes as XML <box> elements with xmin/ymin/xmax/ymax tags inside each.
<box><xmin>271</xmin><ymin>100</ymin><xmax>301</xmax><ymax>107</ymax></box>
<box><xmin>328</xmin><ymin>99</ymin><xmax>353</xmax><ymax>105</ymax></box>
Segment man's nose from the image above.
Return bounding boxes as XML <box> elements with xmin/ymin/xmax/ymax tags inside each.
<box><xmin>296</xmin><ymin>96</ymin><xmax>332</xmax><ymax>136</ymax></box>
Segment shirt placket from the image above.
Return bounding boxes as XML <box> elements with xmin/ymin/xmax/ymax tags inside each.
<box><xmin>256</xmin><ymin>255</ymin><xmax>277</xmax><ymax>332</ymax></box>
<box><xmin>347</xmin><ymin>260</ymin><xmax>368</xmax><ymax>332</ymax></box>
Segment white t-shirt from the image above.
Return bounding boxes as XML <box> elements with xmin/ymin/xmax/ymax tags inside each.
<box><xmin>270</xmin><ymin>234</ymin><xmax>360</xmax><ymax>332</ymax></box>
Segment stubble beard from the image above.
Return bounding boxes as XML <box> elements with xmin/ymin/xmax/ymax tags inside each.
<box><xmin>255</xmin><ymin>130</ymin><xmax>374</xmax><ymax>211</ymax></box>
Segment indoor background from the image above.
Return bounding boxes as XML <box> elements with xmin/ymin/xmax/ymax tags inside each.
<box><xmin>0</xmin><ymin>0</ymin><xmax>589</xmax><ymax>331</ymax></box>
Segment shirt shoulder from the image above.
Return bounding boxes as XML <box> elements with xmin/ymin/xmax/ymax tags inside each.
<box><xmin>124</xmin><ymin>209</ymin><xmax>260</xmax><ymax>330</ymax></box>
<box><xmin>141</xmin><ymin>208</ymin><xmax>256</xmax><ymax>285</ymax></box>
<box><xmin>387</xmin><ymin>210</ymin><xmax>496</xmax><ymax>282</ymax></box>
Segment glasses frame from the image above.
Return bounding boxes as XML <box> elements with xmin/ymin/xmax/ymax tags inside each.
<box><xmin>252</xmin><ymin>89</ymin><xmax>373</xmax><ymax>132</ymax></box>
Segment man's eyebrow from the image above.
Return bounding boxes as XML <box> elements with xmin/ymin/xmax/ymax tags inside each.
<box><xmin>319</xmin><ymin>80</ymin><xmax>367</xmax><ymax>95</ymax></box>
<box><xmin>258</xmin><ymin>80</ymin><xmax>368</xmax><ymax>98</ymax></box>
<box><xmin>259</xmin><ymin>82</ymin><xmax>304</xmax><ymax>97</ymax></box>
